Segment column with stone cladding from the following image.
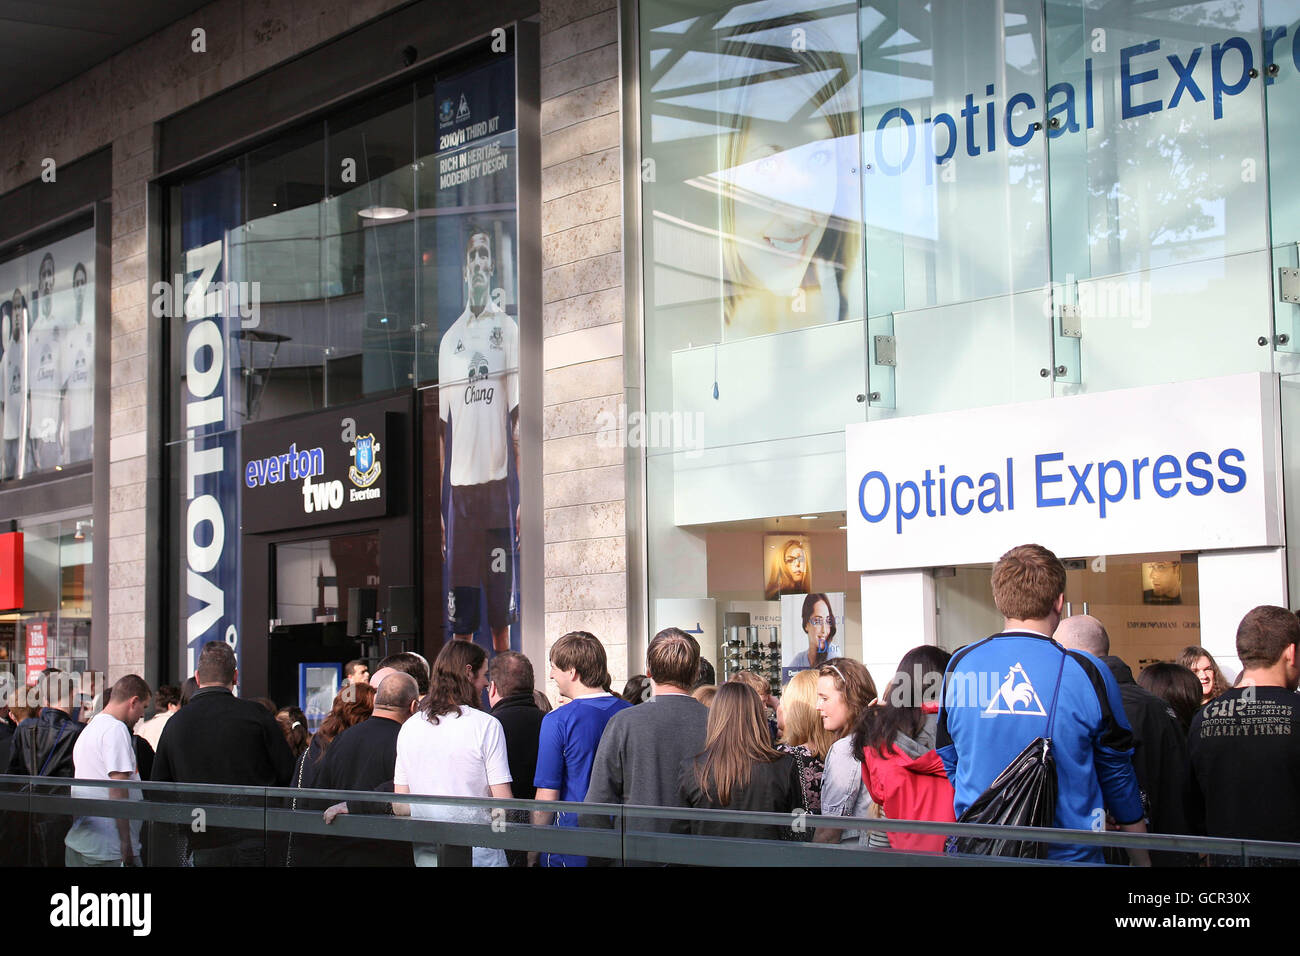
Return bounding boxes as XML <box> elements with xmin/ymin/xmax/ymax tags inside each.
<box><xmin>539</xmin><ymin>0</ymin><xmax>629</xmax><ymax>697</ymax></box>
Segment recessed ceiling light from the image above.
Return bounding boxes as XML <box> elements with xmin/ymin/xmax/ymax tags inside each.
<box><xmin>800</xmin><ymin>515</ymin><xmax>818</xmax><ymax>520</ymax></box>
<box><xmin>358</xmin><ymin>205</ymin><xmax>409</xmax><ymax>220</ymax></box>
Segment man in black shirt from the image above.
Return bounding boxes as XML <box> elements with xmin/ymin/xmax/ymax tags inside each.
<box><xmin>1056</xmin><ymin>614</ymin><xmax>1190</xmax><ymax>865</ymax></box>
<box><xmin>152</xmin><ymin>642</ymin><xmax>294</xmax><ymax>866</ymax></box>
<box><xmin>315</xmin><ymin>671</ymin><xmax>419</xmax><ymax>866</ymax></box>
<box><xmin>1188</xmin><ymin>605</ymin><xmax>1300</xmax><ymax>858</ymax></box>
<box><xmin>487</xmin><ymin>650</ymin><xmax>542</xmax><ymax>866</ymax></box>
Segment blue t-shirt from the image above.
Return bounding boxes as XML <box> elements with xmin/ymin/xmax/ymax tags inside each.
<box><xmin>936</xmin><ymin>631</ymin><xmax>1142</xmax><ymax>864</ymax></box>
<box><xmin>534</xmin><ymin>694</ymin><xmax>632</xmax><ymax>867</ymax></box>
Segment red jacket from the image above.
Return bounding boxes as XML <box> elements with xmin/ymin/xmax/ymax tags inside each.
<box><xmin>861</xmin><ymin>739</ymin><xmax>956</xmax><ymax>854</ymax></box>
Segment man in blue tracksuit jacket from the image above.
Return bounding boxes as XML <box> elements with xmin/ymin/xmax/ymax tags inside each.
<box><xmin>936</xmin><ymin>544</ymin><xmax>1148</xmax><ymax>865</ymax></box>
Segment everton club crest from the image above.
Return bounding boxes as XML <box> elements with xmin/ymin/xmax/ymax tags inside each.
<box><xmin>349</xmin><ymin>433</ymin><xmax>382</xmax><ymax>488</ymax></box>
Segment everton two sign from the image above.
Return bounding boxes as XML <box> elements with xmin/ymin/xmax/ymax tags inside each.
<box><xmin>242</xmin><ymin>404</ymin><xmax>392</xmax><ymax>534</ymax></box>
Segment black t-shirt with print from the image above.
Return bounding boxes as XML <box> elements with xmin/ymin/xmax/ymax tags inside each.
<box><xmin>1187</xmin><ymin>686</ymin><xmax>1300</xmax><ymax>845</ymax></box>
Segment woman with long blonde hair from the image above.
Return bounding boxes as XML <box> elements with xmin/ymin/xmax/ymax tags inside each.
<box><xmin>776</xmin><ymin>669</ymin><xmax>833</xmax><ymax>816</ymax></box>
<box><xmin>674</xmin><ymin>682</ymin><xmax>801</xmax><ymax>841</ymax></box>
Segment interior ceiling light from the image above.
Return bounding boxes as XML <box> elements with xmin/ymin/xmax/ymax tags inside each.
<box><xmin>800</xmin><ymin>515</ymin><xmax>818</xmax><ymax>520</ymax></box>
<box><xmin>357</xmin><ymin>205</ymin><xmax>409</xmax><ymax>220</ymax></box>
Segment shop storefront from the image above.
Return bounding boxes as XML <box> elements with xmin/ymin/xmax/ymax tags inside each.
<box><xmin>631</xmin><ymin>0</ymin><xmax>1300</xmax><ymax>686</ymax></box>
<box><xmin>0</xmin><ymin>151</ymin><xmax>111</xmax><ymax>703</ymax></box>
<box><xmin>159</xmin><ymin>22</ymin><xmax>542</xmax><ymax>699</ymax></box>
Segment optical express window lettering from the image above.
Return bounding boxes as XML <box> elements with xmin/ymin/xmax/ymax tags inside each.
<box><xmin>0</xmin><ymin>224</ymin><xmax>96</xmax><ymax>482</ymax></box>
<box><xmin>638</xmin><ymin>0</ymin><xmax>1290</xmax><ymax>676</ymax></box>
<box><xmin>166</xmin><ymin>51</ymin><xmax>521</xmax><ymax>680</ymax></box>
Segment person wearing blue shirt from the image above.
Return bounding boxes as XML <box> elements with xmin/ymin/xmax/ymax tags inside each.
<box><xmin>936</xmin><ymin>543</ymin><xmax>1149</xmax><ymax>865</ymax></box>
<box><xmin>532</xmin><ymin>631</ymin><xmax>631</xmax><ymax>867</ymax></box>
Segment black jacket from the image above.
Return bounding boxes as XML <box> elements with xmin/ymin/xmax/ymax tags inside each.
<box><xmin>1103</xmin><ymin>656</ymin><xmax>1191</xmax><ymax>865</ymax></box>
<box><xmin>489</xmin><ymin>693</ymin><xmax>543</xmax><ymax>800</ymax></box>
<box><xmin>7</xmin><ymin>708</ymin><xmax>82</xmax><ymax>777</ymax></box>
<box><xmin>152</xmin><ymin>686</ymin><xmax>294</xmax><ymax>849</ymax></box>
<box><xmin>312</xmin><ymin>715</ymin><xmax>411</xmax><ymax>867</ymax></box>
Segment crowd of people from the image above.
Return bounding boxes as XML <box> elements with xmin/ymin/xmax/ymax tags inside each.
<box><xmin>3</xmin><ymin>541</ymin><xmax>1299</xmax><ymax>867</ymax></box>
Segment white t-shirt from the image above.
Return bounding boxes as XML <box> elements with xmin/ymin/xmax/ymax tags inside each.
<box><xmin>394</xmin><ymin>705</ymin><xmax>512</xmax><ymax>867</ymax></box>
<box><xmin>27</xmin><ymin>318</ymin><xmax>62</xmax><ymax>443</ymax></box>
<box><xmin>2</xmin><ymin>335</ymin><xmax>25</xmax><ymax>441</ymax></box>
<box><xmin>134</xmin><ymin>710</ymin><xmax>172</xmax><ymax>752</ymax></box>
<box><xmin>61</xmin><ymin>316</ymin><xmax>93</xmax><ymax>432</ymax></box>
<box><xmin>438</xmin><ymin>301</ymin><xmax>519</xmax><ymax>487</ymax></box>
<box><xmin>65</xmin><ymin>712</ymin><xmax>142</xmax><ymax>862</ymax></box>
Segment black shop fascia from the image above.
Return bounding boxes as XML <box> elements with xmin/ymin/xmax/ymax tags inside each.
<box><xmin>237</xmin><ymin>392</ymin><xmax>419</xmax><ymax>704</ymax></box>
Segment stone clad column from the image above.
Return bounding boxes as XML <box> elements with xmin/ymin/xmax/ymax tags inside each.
<box><xmin>539</xmin><ymin>0</ymin><xmax>629</xmax><ymax>696</ymax></box>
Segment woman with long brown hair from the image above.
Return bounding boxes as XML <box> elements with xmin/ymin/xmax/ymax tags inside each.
<box><xmin>394</xmin><ymin>640</ymin><xmax>513</xmax><ymax>867</ymax></box>
<box><xmin>1176</xmin><ymin>646</ymin><xmax>1231</xmax><ymax>706</ymax></box>
<box><xmin>812</xmin><ymin>657</ymin><xmax>878</xmax><ymax>845</ymax></box>
<box><xmin>674</xmin><ymin>682</ymin><xmax>800</xmax><ymax>841</ymax></box>
<box><xmin>295</xmin><ymin>682</ymin><xmax>375</xmax><ymax>791</ymax></box>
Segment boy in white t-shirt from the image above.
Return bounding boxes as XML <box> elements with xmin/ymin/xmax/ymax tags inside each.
<box><xmin>65</xmin><ymin>675</ymin><xmax>152</xmax><ymax>867</ymax></box>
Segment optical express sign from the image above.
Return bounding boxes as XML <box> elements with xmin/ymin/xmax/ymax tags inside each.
<box><xmin>845</xmin><ymin>373</ymin><xmax>1283</xmax><ymax>571</ymax></box>
<box><xmin>241</xmin><ymin>408</ymin><xmax>390</xmax><ymax>534</ymax></box>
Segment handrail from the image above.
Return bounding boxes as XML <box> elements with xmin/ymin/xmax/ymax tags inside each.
<box><xmin>3</xmin><ymin>774</ymin><xmax>1294</xmax><ymax>865</ymax></box>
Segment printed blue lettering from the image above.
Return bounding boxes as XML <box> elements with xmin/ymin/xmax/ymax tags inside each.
<box><xmin>858</xmin><ymin>471</ymin><xmax>889</xmax><ymax>523</ymax></box>
<box><xmin>1211</xmin><ymin>37</ymin><xmax>1253</xmax><ymax>119</ymax></box>
<box><xmin>1098</xmin><ymin>460</ymin><xmax>1128</xmax><ymax>518</ymax></box>
<box><xmin>1167</xmin><ymin>48</ymin><xmax>1205</xmax><ymax>107</ymax></box>
<box><xmin>1152</xmin><ymin>454</ymin><xmax>1182</xmax><ymax>498</ymax></box>
<box><xmin>1005</xmin><ymin>92</ymin><xmax>1036</xmax><ymax>147</ymax></box>
<box><xmin>977</xmin><ymin>472</ymin><xmax>1003</xmax><ymax>513</ymax></box>
<box><xmin>896</xmin><ymin>480</ymin><xmax>920</xmax><ymax>534</ymax></box>
<box><xmin>1217</xmin><ymin>448</ymin><xmax>1247</xmax><ymax>492</ymax></box>
<box><xmin>951</xmin><ymin>475</ymin><xmax>975</xmax><ymax>515</ymax></box>
<box><xmin>1068</xmin><ymin>462</ymin><xmax>1096</xmax><ymax>505</ymax></box>
<box><xmin>1184</xmin><ymin>450</ymin><xmax>1214</xmax><ymax>496</ymax></box>
<box><xmin>875</xmin><ymin>108</ymin><xmax>916</xmax><ymax>175</ymax></box>
<box><xmin>1120</xmin><ymin>40</ymin><xmax>1163</xmax><ymax>118</ymax></box>
<box><xmin>1036</xmin><ymin>452</ymin><xmax>1065</xmax><ymax>507</ymax></box>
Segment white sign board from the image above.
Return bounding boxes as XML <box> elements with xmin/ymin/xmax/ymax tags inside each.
<box><xmin>846</xmin><ymin>373</ymin><xmax>1282</xmax><ymax>571</ymax></box>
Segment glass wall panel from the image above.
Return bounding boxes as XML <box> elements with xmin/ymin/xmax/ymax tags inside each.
<box><xmin>1044</xmin><ymin>0</ymin><xmax>1274</xmax><ymax>394</ymax></box>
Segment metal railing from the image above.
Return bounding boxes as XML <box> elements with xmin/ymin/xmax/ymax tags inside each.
<box><xmin>3</xmin><ymin>774</ymin><xmax>1296</xmax><ymax>867</ymax></box>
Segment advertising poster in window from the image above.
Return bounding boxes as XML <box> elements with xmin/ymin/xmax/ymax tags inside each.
<box><xmin>763</xmin><ymin>534</ymin><xmax>811</xmax><ymax>600</ymax></box>
<box><xmin>433</xmin><ymin>55</ymin><xmax>521</xmax><ymax>655</ymax></box>
<box><xmin>176</xmin><ymin>166</ymin><xmax>244</xmax><ymax>676</ymax></box>
<box><xmin>780</xmin><ymin>590</ymin><xmax>843</xmax><ymax>676</ymax></box>
<box><xmin>0</xmin><ymin>227</ymin><xmax>95</xmax><ymax>482</ymax></box>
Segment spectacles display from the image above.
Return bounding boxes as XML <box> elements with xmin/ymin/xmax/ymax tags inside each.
<box><xmin>721</xmin><ymin>624</ymin><xmax>781</xmax><ymax>696</ymax></box>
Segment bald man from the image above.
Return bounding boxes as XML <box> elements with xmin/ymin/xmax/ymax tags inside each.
<box><xmin>316</xmin><ymin>672</ymin><xmax>420</xmax><ymax>867</ymax></box>
<box><xmin>1055</xmin><ymin>614</ymin><xmax>1190</xmax><ymax>864</ymax></box>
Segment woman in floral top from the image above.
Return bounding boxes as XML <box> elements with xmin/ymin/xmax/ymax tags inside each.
<box><xmin>775</xmin><ymin>669</ymin><xmax>835</xmax><ymax>821</ymax></box>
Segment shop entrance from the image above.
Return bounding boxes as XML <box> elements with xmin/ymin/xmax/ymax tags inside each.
<box><xmin>266</xmin><ymin>531</ymin><xmax>380</xmax><ymax>723</ymax></box>
<box><xmin>935</xmin><ymin>552</ymin><xmax>1201</xmax><ymax>673</ymax></box>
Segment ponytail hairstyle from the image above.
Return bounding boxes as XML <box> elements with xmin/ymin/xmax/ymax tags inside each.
<box><xmin>852</xmin><ymin>645</ymin><xmax>950</xmax><ymax>762</ymax></box>
<box><xmin>422</xmin><ymin>640</ymin><xmax>487</xmax><ymax>724</ymax></box>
